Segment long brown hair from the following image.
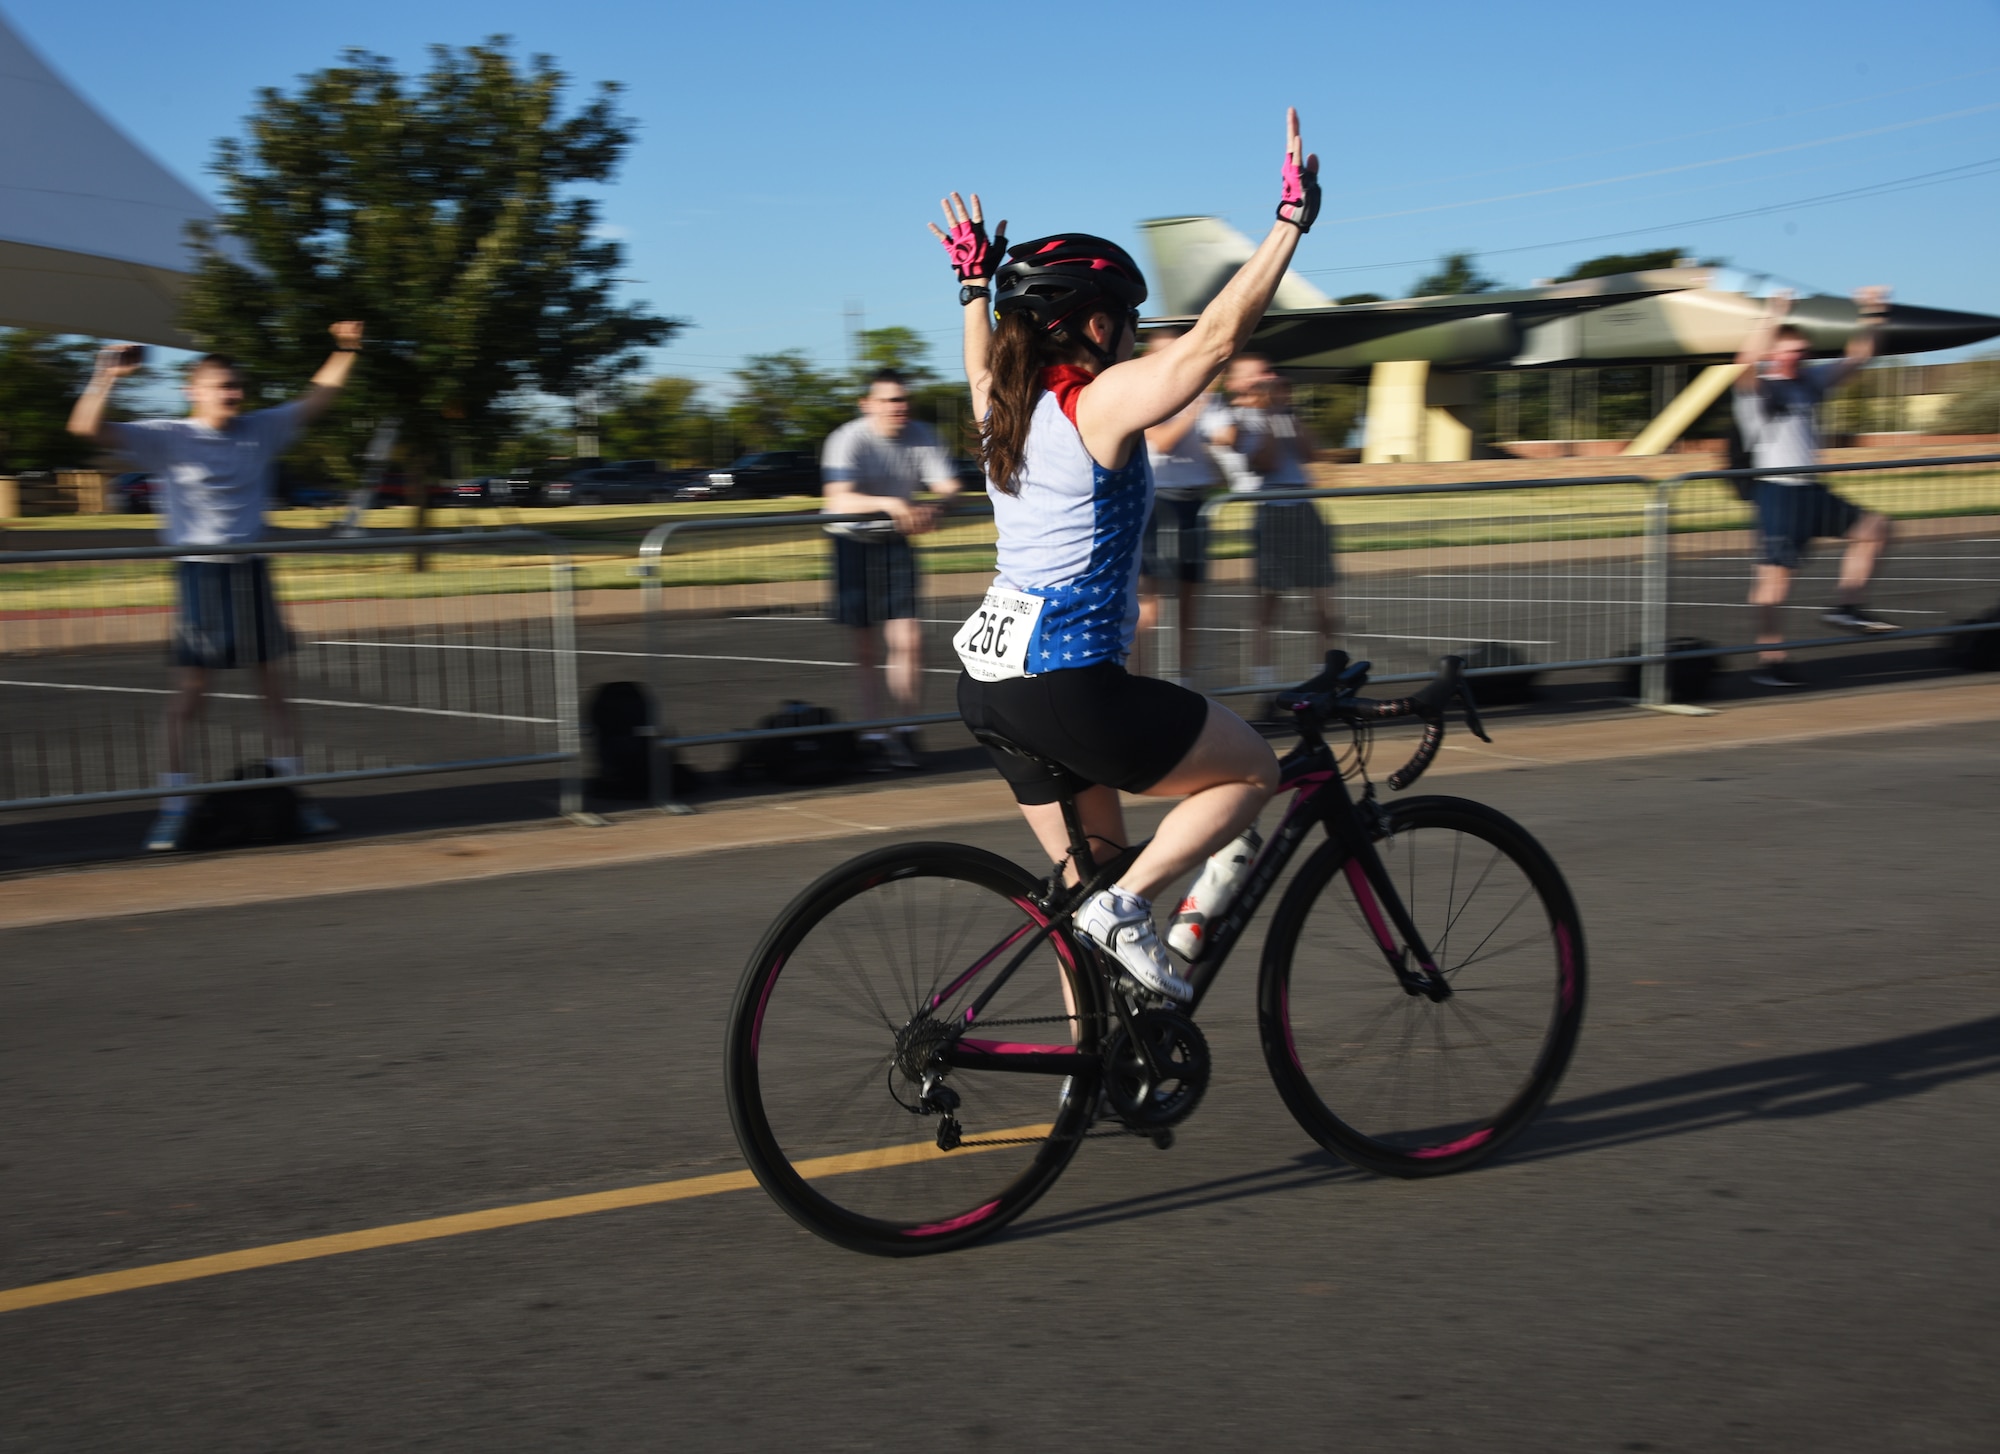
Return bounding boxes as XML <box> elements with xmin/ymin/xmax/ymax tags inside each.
<box><xmin>981</xmin><ymin>311</ymin><xmax>1088</xmax><ymax>495</ymax></box>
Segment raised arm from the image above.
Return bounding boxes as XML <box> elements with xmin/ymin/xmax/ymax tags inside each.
<box><xmin>295</xmin><ymin>320</ymin><xmax>365</xmax><ymax>425</ymax></box>
<box><xmin>1074</xmin><ymin>109</ymin><xmax>1319</xmax><ymax>462</ymax></box>
<box><xmin>1841</xmin><ymin>285</ymin><xmax>1890</xmax><ymax>370</ymax></box>
<box><xmin>1734</xmin><ymin>289</ymin><xmax>1791</xmax><ymax>393</ymax></box>
<box><xmin>67</xmin><ymin>345</ymin><xmax>144</xmax><ymax>448</ymax></box>
<box><xmin>929</xmin><ymin>193</ymin><xmax>1007</xmax><ymax>421</ymax></box>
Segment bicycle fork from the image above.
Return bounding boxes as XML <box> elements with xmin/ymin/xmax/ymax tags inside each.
<box><xmin>1331</xmin><ymin>807</ymin><xmax>1453</xmax><ymax>1002</ymax></box>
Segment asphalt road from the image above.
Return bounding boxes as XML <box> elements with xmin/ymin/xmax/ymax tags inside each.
<box><xmin>4</xmin><ymin>719</ymin><xmax>1998</xmax><ymax>1450</ymax></box>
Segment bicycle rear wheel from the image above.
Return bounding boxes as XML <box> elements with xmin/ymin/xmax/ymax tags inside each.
<box><xmin>1258</xmin><ymin>795</ymin><xmax>1585</xmax><ymax>1176</ymax></box>
<box><xmin>725</xmin><ymin>841</ymin><xmax>1100</xmax><ymax>1255</ymax></box>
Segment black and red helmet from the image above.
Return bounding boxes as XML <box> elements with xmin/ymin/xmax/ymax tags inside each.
<box><xmin>992</xmin><ymin>234</ymin><xmax>1148</xmax><ymax>338</ymax></box>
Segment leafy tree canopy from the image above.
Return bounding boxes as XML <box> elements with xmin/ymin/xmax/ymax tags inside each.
<box><xmin>853</xmin><ymin>326</ymin><xmax>937</xmax><ymax>385</ymax></box>
<box><xmin>0</xmin><ymin>330</ymin><xmax>145</xmax><ymax>473</ymax></box>
<box><xmin>1409</xmin><ymin>253</ymin><xmax>1500</xmax><ymax>297</ymax></box>
<box><xmin>1554</xmin><ymin>248</ymin><xmax>1687</xmax><ymax>282</ymax></box>
<box><xmin>181</xmin><ymin>38</ymin><xmax>678</xmax><ymax>490</ymax></box>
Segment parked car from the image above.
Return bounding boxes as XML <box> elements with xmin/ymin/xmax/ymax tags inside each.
<box><xmin>111</xmin><ymin>472</ymin><xmax>156</xmax><ymax>513</ymax></box>
<box><xmin>447</xmin><ymin>476</ymin><xmax>538</xmax><ymax>506</ymax></box>
<box><xmin>693</xmin><ymin>450</ymin><xmax>822</xmax><ymax>500</ymax></box>
<box><xmin>542</xmin><ymin>460</ymin><xmax>695</xmax><ymax>506</ymax></box>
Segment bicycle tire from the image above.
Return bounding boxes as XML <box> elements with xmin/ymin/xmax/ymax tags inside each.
<box><xmin>725</xmin><ymin>841</ymin><xmax>1101</xmax><ymax>1255</ymax></box>
<box><xmin>1257</xmin><ymin>795</ymin><xmax>1586</xmax><ymax>1177</ymax></box>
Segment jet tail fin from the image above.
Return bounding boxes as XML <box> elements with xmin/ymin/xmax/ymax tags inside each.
<box><xmin>1139</xmin><ymin>216</ymin><xmax>1332</xmax><ymax>318</ymax></box>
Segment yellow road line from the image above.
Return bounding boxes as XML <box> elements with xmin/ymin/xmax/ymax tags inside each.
<box><xmin>0</xmin><ymin>1124</ymin><xmax>1051</xmax><ymax>1315</ymax></box>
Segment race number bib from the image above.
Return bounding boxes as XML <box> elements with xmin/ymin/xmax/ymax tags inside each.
<box><xmin>953</xmin><ymin>587</ymin><xmax>1047</xmax><ymax>682</ymax></box>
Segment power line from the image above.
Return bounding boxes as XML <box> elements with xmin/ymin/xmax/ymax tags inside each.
<box><xmin>1322</xmin><ymin>101</ymin><xmax>2000</xmax><ymax>226</ymax></box>
<box><xmin>1298</xmin><ymin>155</ymin><xmax>2000</xmax><ymax>277</ymax></box>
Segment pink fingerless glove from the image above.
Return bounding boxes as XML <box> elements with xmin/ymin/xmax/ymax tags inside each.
<box><xmin>942</xmin><ymin>218</ymin><xmax>1008</xmax><ymax>281</ymax></box>
<box><xmin>1278</xmin><ymin>153</ymin><xmax>1321</xmax><ymax>233</ymax></box>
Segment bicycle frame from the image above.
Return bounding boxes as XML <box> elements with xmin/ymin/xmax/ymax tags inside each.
<box><xmin>937</xmin><ymin>727</ymin><xmax>1448</xmax><ymax>1082</ymax></box>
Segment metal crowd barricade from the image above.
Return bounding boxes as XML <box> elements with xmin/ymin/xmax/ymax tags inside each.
<box><xmin>634</xmin><ymin>504</ymin><xmax>997</xmax><ymax>810</ymax></box>
<box><xmin>0</xmin><ymin>530</ymin><xmax>584</xmax><ymax>819</ymax></box>
<box><xmin>1647</xmin><ymin>453</ymin><xmax>2000</xmax><ymax>703</ymax></box>
<box><xmin>1196</xmin><ymin>476</ymin><xmax>1658</xmax><ymax>695</ymax></box>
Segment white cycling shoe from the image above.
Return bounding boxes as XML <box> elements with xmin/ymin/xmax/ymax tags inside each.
<box><xmin>1076</xmin><ymin>888</ymin><xmax>1194</xmax><ymax>1003</ymax></box>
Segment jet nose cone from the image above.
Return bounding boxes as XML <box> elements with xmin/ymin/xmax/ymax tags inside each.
<box><xmin>1877</xmin><ymin>303</ymin><xmax>2000</xmax><ymax>355</ymax></box>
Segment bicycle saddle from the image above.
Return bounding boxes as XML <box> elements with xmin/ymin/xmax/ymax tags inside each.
<box><xmin>968</xmin><ymin>727</ymin><xmax>1071</xmax><ymax>779</ymax></box>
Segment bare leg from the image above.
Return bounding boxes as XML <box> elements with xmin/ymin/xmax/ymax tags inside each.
<box><xmin>1306</xmin><ymin>585</ymin><xmax>1338</xmax><ymax>654</ymax></box>
<box><xmin>1253</xmin><ymin>590</ymin><xmax>1280</xmax><ymax>679</ymax></box>
<box><xmin>1116</xmin><ymin>700</ymin><xmax>1278</xmax><ymax>903</ymax></box>
<box><xmin>882</xmin><ymin>616</ymin><xmax>923</xmax><ymax>716</ymax></box>
<box><xmin>850</xmin><ymin>626</ymin><xmax>883</xmax><ymax>721</ymax></box>
<box><xmin>1838</xmin><ymin>511</ymin><xmax>1890</xmax><ymax>598</ymax></box>
<box><xmin>1134</xmin><ymin>585</ymin><xmax>1161</xmax><ymax>677</ymax></box>
<box><xmin>1017</xmin><ymin>785</ymin><xmax>1128</xmax><ymax>885</ymax></box>
<box><xmin>254</xmin><ymin>660</ymin><xmax>302</xmax><ymax>764</ymax></box>
<box><xmin>163</xmin><ymin>666</ymin><xmax>210</xmax><ymax>776</ymax></box>
<box><xmin>1177</xmin><ymin>579</ymin><xmax>1200</xmax><ymax>684</ymax></box>
<box><xmin>1750</xmin><ymin>564</ymin><xmax>1793</xmax><ymax>662</ymax></box>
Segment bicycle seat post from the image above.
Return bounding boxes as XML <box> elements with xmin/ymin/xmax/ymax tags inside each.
<box><xmin>1059</xmin><ymin>789</ymin><xmax>1097</xmax><ymax>880</ymax></box>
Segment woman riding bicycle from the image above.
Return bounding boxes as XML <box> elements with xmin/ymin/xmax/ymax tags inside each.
<box><xmin>933</xmin><ymin>109</ymin><xmax>1321</xmax><ymax>1003</ymax></box>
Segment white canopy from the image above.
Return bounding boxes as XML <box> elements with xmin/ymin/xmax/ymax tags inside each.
<box><xmin>0</xmin><ymin>10</ymin><xmax>215</xmax><ymax>346</ymax></box>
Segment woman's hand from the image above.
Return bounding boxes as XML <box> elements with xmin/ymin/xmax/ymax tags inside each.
<box><xmin>1276</xmin><ymin>107</ymin><xmax>1321</xmax><ymax>233</ymax></box>
<box><xmin>929</xmin><ymin>193</ymin><xmax>1009</xmax><ymax>282</ymax></box>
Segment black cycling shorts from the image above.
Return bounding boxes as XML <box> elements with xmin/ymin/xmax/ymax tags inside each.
<box><xmin>957</xmin><ymin>662</ymin><xmax>1211</xmax><ymax>806</ymax></box>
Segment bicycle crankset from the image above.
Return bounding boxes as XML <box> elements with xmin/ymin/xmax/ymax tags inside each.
<box><xmin>1103</xmin><ymin>1009</ymin><xmax>1210</xmax><ymax>1130</ymax></box>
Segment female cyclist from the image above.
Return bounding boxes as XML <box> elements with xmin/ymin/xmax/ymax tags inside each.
<box><xmin>931</xmin><ymin>108</ymin><xmax>1321</xmax><ymax>1002</ymax></box>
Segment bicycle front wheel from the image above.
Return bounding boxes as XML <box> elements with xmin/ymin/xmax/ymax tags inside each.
<box><xmin>1258</xmin><ymin>795</ymin><xmax>1585</xmax><ymax>1177</ymax></box>
<box><xmin>725</xmin><ymin>841</ymin><xmax>1100</xmax><ymax>1255</ymax></box>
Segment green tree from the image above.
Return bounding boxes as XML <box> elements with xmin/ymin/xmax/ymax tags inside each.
<box><xmin>726</xmin><ymin>351</ymin><xmax>852</xmax><ymax>453</ymax></box>
<box><xmin>0</xmin><ymin>330</ymin><xmax>102</xmax><ymax>473</ymax></box>
<box><xmin>1554</xmin><ymin>248</ymin><xmax>1687</xmax><ymax>282</ymax></box>
<box><xmin>1409</xmin><ymin>253</ymin><xmax>1500</xmax><ymax>297</ymax></box>
<box><xmin>600</xmin><ymin>375</ymin><xmax>712</xmax><ymax>465</ymax></box>
<box><xmin>1335</xmin><ymin>292</ymin><xmax>1386</xmax><ymax>306</ymax></box>
<box><xmin>181</xmin><ymin>38</ymin><xmax>678</xmax><ymax>536</ymax></box>
<box><xmin>852</xmin><ymin>326</ymin><xmax>937</xmax><ymax>385</ymax></box>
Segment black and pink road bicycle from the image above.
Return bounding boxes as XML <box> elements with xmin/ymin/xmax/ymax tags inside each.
<box><xmin>725</xmin><ymin>654</ymin><xmax>1586</xmax><ymax>1256</ymax></box>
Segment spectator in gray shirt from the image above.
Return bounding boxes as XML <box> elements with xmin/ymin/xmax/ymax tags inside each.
<box><xmin>68</xmin><ymin>322</ymin><xmax>365</xmax><ymax>848</ymax></box>
<box><xmin>1732</xmin><ymin>286</ymin><xmax>1895</xmax><ymax>688</ymax></box>
<box><xmin>821</xmin><ymin>369</ymin><xmax>961</xmax><ymax>768</ymax></box>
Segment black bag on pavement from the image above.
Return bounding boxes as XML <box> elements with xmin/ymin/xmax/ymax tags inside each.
<box><xmin>734</xmin><ymin>701</ymin><xmax>857</xmax><ymax>786</ymax></box>
<box><xmin>1944</xmin><ymin>606</ymin><xmax>2000</xmax><ymax>673</ymax></box>
<box><xmin>1620</xmin><ymin>637</ymin><xmax>1719</xmax><ymax>703</ymax></box>
<box><xmin>1459</xmin><ymin>641</ymin><xmax>1539</xmax><ymax>706</ymax></box>
<box><xmin>589</xmin><ymin>680</ymin><xmax>656</xmax><ymax>800</ymax></box>
<box><xmin>181</xmin><ymin>761</ymin><xmax>301</xmax><ymax>851</ymax></box>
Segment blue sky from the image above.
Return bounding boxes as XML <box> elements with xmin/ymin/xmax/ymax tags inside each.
<box><xmin>11</xmin><ymin>0</ymin><xmax>2000</xmax><ymax>398</ymax></box>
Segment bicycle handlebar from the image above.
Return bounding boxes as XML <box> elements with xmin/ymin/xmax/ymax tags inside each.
<box><xmin>1275</xmin><ymin>651</ymin><xmax>1492</xmax><ymax>791</ymax></box>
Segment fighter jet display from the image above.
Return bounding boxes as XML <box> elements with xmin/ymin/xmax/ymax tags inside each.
<box><xmin>1139</xmin><ymin>216</ymin><xmax>2000</xmax><ymax>460</ymax></box>
<box><xmin>1141</xmin><ymin>216</ymin><xmax>2000</xmax><ymax>373</ymax></box>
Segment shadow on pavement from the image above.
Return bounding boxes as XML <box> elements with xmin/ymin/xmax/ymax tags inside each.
<box><xmin>1518</xmin><ymin>1011</ymin><xmax>2000</xmax><ymax>1162</ymax></box>
<box><xmin>1002</xmin><ymin>1013</ymin><xmax>2000</xmax><ymax>1242</ymax></box>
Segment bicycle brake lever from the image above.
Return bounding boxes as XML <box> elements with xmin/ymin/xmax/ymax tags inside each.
<box><xmin>1457</xmin><ymin>682</ymin><xmax>1492</xmax><ymax>743</ymax></box>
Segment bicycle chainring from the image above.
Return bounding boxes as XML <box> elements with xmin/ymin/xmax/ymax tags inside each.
<box><xmin>1102</xmin><ymin>1009</ymin><xmax>1210</xmax><ymax>1130</ymax></box>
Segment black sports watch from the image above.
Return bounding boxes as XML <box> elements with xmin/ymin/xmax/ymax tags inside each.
<box><xmin>959</xmin><ymin>283</ymin><xmax>992</xmax><ymax>307</ymax></box>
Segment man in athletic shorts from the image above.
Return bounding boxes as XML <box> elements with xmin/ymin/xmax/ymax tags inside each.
<box><xmin>1211</xmin><ymin>355</ymin><xmax>1336</xmax><ymax>685</ymax></box>
<box><xmin>1733</xmin><ymin>286</ymin><xmax>1895</xmax><ymax>688</ymax></box>
<box><xmin>821</xmin><ymin>369</ymin><xmax>962</xmax><ymax>768</ymax></box>
<box><xmin>68</xmin><ymin>323</ymin><xmax>365</xmax><ymax>849</ymax></box>
<box><xmin>1136</xmin><ymin>327</ymin><xmax>1224</xmax><ymax>683</ymax></box>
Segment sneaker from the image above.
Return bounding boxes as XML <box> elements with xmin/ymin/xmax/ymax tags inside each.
<box><xmin>883</xmin><ymin>728</ymin><xmax>920</xmax><ymax>771</ymax></box>
<box><xmin>145</xmin><ymin>802</ymin><xmax>190</xmax><ymax>853</ymax></box>
<box><xmin>1075</xmin><ymin>888</ymin><xmax>1194</xmax><ymax>1003</ymax></box>
<box><xmin>298</xmin><ymin>800</ymin><xmax>339</xmax><ymax>836</ymax></box>
<box><xmin>1823</xmin><ymin>604</ymin><xmax>1897</xmax><ymax>634</ymax></box>
<box><xmin>858</xmin><ymin>732</ymin><xmax>894</xmax><ymax>773</ymax></box>
<box><xmin>1749</xmin><ymin>660</ymin><xmax>1804</xmax><ymax>689</ymax></box>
